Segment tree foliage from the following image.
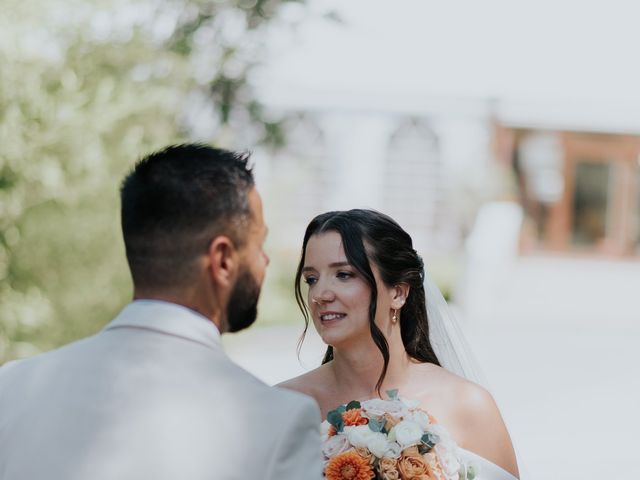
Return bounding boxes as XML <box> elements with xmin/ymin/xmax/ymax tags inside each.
<box><xmin>0</xmin><ymin>0</ymin><xmax>307</xmax><ymax>362</ymax></box>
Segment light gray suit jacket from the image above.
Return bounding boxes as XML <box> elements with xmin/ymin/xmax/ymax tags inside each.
<box><xmin>0</xmin><ymin>301</ymin><xmax>323</xmax><ymax>479</ymax></box>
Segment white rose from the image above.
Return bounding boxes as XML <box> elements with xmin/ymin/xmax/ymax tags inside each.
<box><xmin>425</xmin><ymin>424</ymin><xmax>451</xmax><ymax>443</ymax></box>
<box><xmin>320</xmin><ymin>420</ymin><xmax>332</xmax><ymax>441</ymax></box>
<box><xmin>365</xmin><ymin>432</ymin><xmax>391</xmax><ymax>458</ymax></box>
<box><xmin>361</xmin><ymin>399</ymin><xmax>407</xmax><ymax>421</ymax></box>
<box><xmin>384</xmin><ymin>441</ymin><xmax>402</xmax><ymax>459</ymax></box>
<box><xmin>391</xmin><ymin>420</ymin><xmax>424</xmax><ymax>447</ymax></box>
<box><xmin>322</xmin><ymin>433</ymin><xmax>351</xmax><ymax>458</ymax></box>
<box><xmin>406</xmin><ymin>410</ymin><xmax>431</xmax><ymax>430</ymax></box>
<box><xmin>400</xmin><ymin>397</ymin><xmax>420</xmax><ymax>410</ymax></box>
<box><xmin>345</xmin><ymin>425</ymin><xmax>377</xmax><ymax>448</ymax></box>
<box><xmin>435</xmin><ymin>443</ymin><xmax>461</xmax><ymax>479</ymax></box>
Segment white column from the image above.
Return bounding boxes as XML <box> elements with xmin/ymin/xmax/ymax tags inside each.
<box><xmin>319</xmin><ymin>113</ymin><xmax>397</xmax><ymax>211</ymax></box>
<box><xmin>430</xmin><ymin>116</ymin><xmax>495</xmax><ymax>251</ymax></box>
<box><xmin>433</xmin><ymin>116</ymin><xmax>494</xmax><ymax>190</ymax></box>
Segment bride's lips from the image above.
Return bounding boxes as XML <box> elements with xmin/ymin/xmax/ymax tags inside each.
<box><xmin>318</xmin><ymin>311</ymin><xmax>347</xmax><ymax>325</ymax></box>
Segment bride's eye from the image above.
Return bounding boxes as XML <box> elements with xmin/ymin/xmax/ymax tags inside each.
<box><xmin>336</xmin><ymin>271</ymin><xmax>354</xmax><ymax>280</ymax></box>
<box><xmin>303</xmin><ymin>276</ymin><xmax>317</xmax><ymax>286</ymax></box>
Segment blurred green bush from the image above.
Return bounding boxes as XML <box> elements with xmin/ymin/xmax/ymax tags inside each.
<box><xmin>0</xmin><ymin>0</ymin><xmax>309</xmax><ymax>362</ymax></box>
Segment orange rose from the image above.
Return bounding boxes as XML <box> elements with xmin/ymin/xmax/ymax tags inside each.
<box><xmin>343</xmin><ymin>408</ymin><xmax>369</xmax><ymax>426</ymax></box>
<box><xmin>328</xmin><ymin>425</ymin><xmax>337</xmax><ymax>437</ymax></box>
<box><xmin>378</xmin><ymin>457</ymin><xmax>400</xmax><ymax>480</ymax></box>
<box><xmin>325</xmin><ymin>450</ymin><xmax>375</xmax><ymax>480</ymax></box>
<box><xmin>397</xmin><ymin>451</ymin><xmax>432</xmax><ymax>480</ymax></box>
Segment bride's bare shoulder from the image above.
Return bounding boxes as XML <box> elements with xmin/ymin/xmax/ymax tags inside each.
<box><xmin>417</xmin><ymin>364</ymin><xmax>519</xmax><ymax>478</ymax></box>
<box><xmin>277</xmin><ymin>364</ymin><xmax>332</xmax><ymax>399</ymax></box>
<box><xmin>426</xmin><ymin>364</ymin><xmax>491</xmax><ymax>406</ymax></box>
<box><xmin>417</xmin><ymin>364</ymin><xmax>504</xmax><ymax>435</ymax></box>
<box><xmin>409</xmin><ymin>361</ymin><xmax>480</xmax><ymax>398</ymax></box>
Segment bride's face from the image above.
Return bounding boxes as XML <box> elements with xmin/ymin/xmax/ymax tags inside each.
<box><xmin>301</xmin><ymin>231</ymin><xmax>392</xmax><ymax>347</ymax></box>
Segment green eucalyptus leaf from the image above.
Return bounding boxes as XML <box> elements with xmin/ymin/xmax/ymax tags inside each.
<box><xmin>327</xmin><ymin>410</ymin><xmax>344</xmax><ymax>432</ymax></box>
<box><xmin>367</xmin><ymin>418</ymin><xmax>384</xmax><ymax>432</ymax></box>
<box><xmin>386</xmin><ymin>389</ymin><xmax>399</xmax><ymax>400</ymax></box>
<box><xmin>346</xmin><ymin>400</ymin><xmax>361</xmax><ymax>411</ymax></box>
<box><xmin>421</xmin><ymin>433</ymin><xmax>437</xmax><ymax>451</ymax></box>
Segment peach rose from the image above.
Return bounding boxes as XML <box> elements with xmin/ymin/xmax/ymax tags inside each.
<box><xmin>383</xmin><ymin>412</ymin><xmax>401</xmax><ymax>431</ymax></box>
<box><xmin>378</xmin><ymin>457</ymin><xmax>400</xmax><ymax>480</ymax></box>
<box><xmin>398</xmin><ymin>451</ymin><xmax>431</xmax><ymax>480</ymax></box>
<box><xmin>423</xmin><ymin>452</ymin><xmax>447</xmax><ymax>480</ymax></box>
<box><xmin>402</xmin><ymin>446</ymin><xmax>421</xmax><ymax>457</ymax></box>
<box><xmin>355</xmin><ymin>447</ymin><xmax>375</xmax><ymax>465</ymax></box>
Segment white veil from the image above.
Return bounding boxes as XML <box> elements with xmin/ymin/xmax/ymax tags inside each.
<box><xmin>423</xmin><ymin>269</ymin><xmax>487</xmax><ymax>386</ymax></box>
<box><xmin>424</xmin><ymin>269</ymin><xmax>530</xmax><ymax>478</ymax></box>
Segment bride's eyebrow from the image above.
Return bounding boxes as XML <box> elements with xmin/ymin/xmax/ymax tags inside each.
<box><xmin>301</xmin><ymin>261</ymin><xmax>350</xmax><ymax>273</ymax></box>
<box><xmin>329</xmin><ymin>262</ymin><xmax>350</xmax><ymax>268</ymax></box>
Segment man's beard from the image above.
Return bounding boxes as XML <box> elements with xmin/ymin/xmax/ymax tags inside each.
<box><xmin>226</xmin><ymin>267</ymin><xmax>261</xmax><ymax>333</ymax></box>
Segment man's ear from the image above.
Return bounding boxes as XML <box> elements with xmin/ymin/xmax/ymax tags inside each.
<box><xmin>390</xmin><ymin>282</ymin><xmax>410</xmax><ymax>309</ymax></box>
<box><xmin>207</xmin><ymin>236</ymin><xmax>238</xmax><ymax>287</ymax></box>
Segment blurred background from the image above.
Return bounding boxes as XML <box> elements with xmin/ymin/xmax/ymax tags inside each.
<box><xmin>2</xmin><ymin>0</ymin><xmax>639</xmax><ymax>478</ymax></box>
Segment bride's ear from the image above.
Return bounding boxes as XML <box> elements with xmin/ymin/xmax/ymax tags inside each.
<box><xmin>390</xmin><ymin>283</ymin><xmax>410</xmax><ymax>309</ymax></box>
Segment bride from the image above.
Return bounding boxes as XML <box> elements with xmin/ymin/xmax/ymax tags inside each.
<box><xmin>279</xmin><ymin>209</ymin><xmax>520</xmax><ymax>479</ymax></box>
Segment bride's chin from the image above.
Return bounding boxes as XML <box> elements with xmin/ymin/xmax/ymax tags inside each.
<box><xmin>316</xmin><ymin>329</ymin><xmax>345</xmax><ymax>346</ymax></box>
<box><xmin>317</xmin><ymin>330</ymin><xmax>358</xmax><ymax>350</ymax></box>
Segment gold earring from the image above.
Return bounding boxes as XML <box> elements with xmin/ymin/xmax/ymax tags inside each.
<box><xmin>392</xmin><ymin>309</ymin><xmax>398</xmax><ymax>323</ymax></box>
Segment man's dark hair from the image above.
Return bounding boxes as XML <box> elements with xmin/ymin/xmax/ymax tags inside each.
<box><xmin>120</xmin><ymin>143</ymin><xmax>254</xmax><ymax>290</ymax></box>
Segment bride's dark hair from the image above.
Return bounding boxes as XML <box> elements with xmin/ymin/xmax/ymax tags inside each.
<box><xmin>294</xmin><ymin>209</ymin><xmax>441</xmax><ymax>394</ymax></box>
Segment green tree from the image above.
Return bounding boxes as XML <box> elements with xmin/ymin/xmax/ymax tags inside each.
<box><xmin>0</xmin><ymin>0</ymin><xmax>308</xmax><ymax>362</ymax></box>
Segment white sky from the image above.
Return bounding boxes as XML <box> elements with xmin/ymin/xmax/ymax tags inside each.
<box><xmin>262</xmin><ymin>0</ymin><xmax>640</xmax><ymax>105</ymax></box>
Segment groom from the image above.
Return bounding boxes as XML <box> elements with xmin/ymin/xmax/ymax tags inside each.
<box><xmin>0</xmin><ymin>144</ymin><xmax>322</xmax><ymax>479</ymax></box>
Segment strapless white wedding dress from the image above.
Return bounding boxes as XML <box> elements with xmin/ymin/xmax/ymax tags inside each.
<box><xmin>459</xmin><ymin>448</ymin><xmax>519</xmax><ymax>480</ymax></box>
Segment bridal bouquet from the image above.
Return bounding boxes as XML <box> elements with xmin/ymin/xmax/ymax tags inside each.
<box><xmin>321</xmin><ymin>390</ymin><xmax>477</xmax><ymax>480</ymax></box>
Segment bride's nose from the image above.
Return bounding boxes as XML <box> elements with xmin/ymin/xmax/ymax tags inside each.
<box><xmin>311</xmin><ymin>287</ymin><xmax>335</xmax><ymax>305</ymax></box>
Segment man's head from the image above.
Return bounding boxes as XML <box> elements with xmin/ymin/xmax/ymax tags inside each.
<box><xmin>120</xmin><ymin>144</ymin><xmax>269</xmax><ymax>332</ymax></box>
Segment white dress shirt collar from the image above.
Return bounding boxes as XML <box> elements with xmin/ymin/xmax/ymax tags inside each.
<box><xmin>104</xmin><ymin>299</ymin><xmax>222</xmax><ymax>349</ymax></box>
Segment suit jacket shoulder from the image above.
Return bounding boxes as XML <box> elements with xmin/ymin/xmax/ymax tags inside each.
<box><xmin>0</xmin><ymin>303</ymin><xmax>324</xmax><ymax>480</ymax></box>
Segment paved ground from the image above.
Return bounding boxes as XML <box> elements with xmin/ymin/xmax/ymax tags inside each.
<box><xmin>224</xmin><ymin>322</ymin><xmax>639</xmax><ymax>479</ymax></box>
<box><xmin>225</xmin><ymin>288</ymin><xmax>640</xmax><ymax>480</ymax></box>
<box><xmin>224</xmin><ymin>254</ymin><xmax>640</xmax><ymax>480</ymax></box>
